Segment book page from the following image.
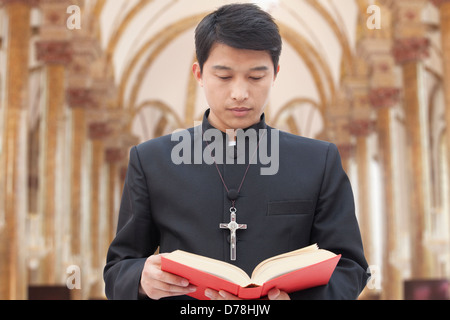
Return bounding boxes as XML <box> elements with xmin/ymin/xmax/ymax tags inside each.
<box><xmin>166</xmin><ymin>250</ymin><xmax>252</xmax><ymax>286</ymax></box>
<box><xmin>251</xmin><ymin>247</ymin><xmax>337</xmax><ymax>285</ymax></box>
<box><xmin>251</xmin><ymin>244</ymin><xmax>319</xmax><ymax>276</ymax></box>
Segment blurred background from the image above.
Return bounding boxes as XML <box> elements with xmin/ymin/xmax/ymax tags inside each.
<box><xmin>0</xmin><ymin>0</ymin><xmax>449</xmax><ymax>300</ymax></box>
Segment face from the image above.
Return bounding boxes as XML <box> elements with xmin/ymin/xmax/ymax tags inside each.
<box><xmin>193</xmin><ymin>43</ymin><xmax>279</xmax><ymax>132</ymax></box>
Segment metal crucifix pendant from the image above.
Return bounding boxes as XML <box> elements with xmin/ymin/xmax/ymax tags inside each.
<box><xmin>220</xmin><ymin>207</ymin><xmax>247</xmax><ymax>261</ymax></box>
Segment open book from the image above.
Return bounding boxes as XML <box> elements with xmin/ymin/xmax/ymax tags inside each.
<box><xmin>161</xmin><ymin>244</ymin><xmax>341</xmax><ymax>300</ymax></box>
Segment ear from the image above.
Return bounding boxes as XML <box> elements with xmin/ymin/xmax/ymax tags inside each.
<box><xmin>192</xmin><ymin>62</ymin><xmax>203</xmax><ymax>87</ymax></box>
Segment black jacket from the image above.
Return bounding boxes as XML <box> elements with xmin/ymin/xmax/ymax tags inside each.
<box><xmin>104</xmin><ymin>110</ymin><xmax>369</xmax><ymax>300</ymax></box>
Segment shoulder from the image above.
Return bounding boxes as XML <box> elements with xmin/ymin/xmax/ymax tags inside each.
<box><xmin>135</xmin><ymin>127</ymin><xmax>196</xmax><ymax>155</ymax></box>
<box><xmin>275</xmin><ymin>128</ymin><xmax>335</xmax><ymax>153</ymax></box>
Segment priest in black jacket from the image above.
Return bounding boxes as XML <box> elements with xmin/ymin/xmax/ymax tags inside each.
<box><xmin>104</xmin><ymin>3</ymin><xmax>369</xmax><ymax>300</ymax></box>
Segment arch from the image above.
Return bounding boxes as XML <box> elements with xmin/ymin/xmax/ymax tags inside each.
<box><xmin>304</xmin><ymin>0</ymin><xmax>355</xmax><ymax>76</ymax></box>
<box><xmin>121</xmin><ymin>17</ymin><xmax>336</xmax><ymax>114</ymax></box>
<box><xmin>113</xmin><ymin>9</ymin><xmax>341</xmax><ymax>135</ymax></box>
<box><xmin>272</xmin><ymin>97</ymin><xmax>323</xmax><ymax>138</ymax></box>
<box><xmin>104</xmin><ymin>0</ymin><xmax>158</xmax><ymax>68</ymax></box>
<box><xmin>117</xmin><ymin>13</ymin><xmax>207</xmax><ymax>109</ymax></box>
<box><xmin>129</xmin><ymin>99</ymin><xmax>184</xmax><ymax>140</ymax></box>
<box><xmin>278</xmin><ymin>22</ymin><xmax>336</xmax><ymax>111</ymax></box>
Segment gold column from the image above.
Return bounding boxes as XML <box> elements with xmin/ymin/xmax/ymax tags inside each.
<box><xmin>66</xmin><ymin>34</ymin><xmax>101</xmax><ymax>300</ymax></box>
<box><xmin>0</xmin><ymin>0</ymin><xmax>35</xmax><ymax>300</ymax></box>
<box><xmin>363</xmin><ymin>46</ymin><xmax>404</xmax><ymax>299</ymax></box>
<box><xmin>393</xmin><ymin>0</ymin><xmax>433</xmax><ymax>279</ymax></box>
<box><xmin>35</xmin><ymin>0</ymin><xmax>72</xmax><ymax>284</ymax></box>
<box><xmin>348</xmin><ymin>118</ymin><xmax>373</xmax><ymax>265</ymax></box>
<box><xmin>328</xmin><ymin>91</ymin><xmax>354</xmax><ymax>173</ymax></box>
<box><xmin>88</xmin><ymin>121</ymin><xmax>111</xmax><ymax>298</ymax></box>
<box><xmin>431</xmin><ymin>0</ymin><xmax>450</xmax><ymax>255</ymax></box>
<box><xmin>104</xmin><ymin>148</ymin><xmax>126</xmax><ymax>245</ymax></box>
<box><xmin>35</xmin><ymin>41</ymin><xmax>71</xmax><ymax>284</ymax></box>
<box><xmin>344</xmin><ymin>73</ymin><xmax>374</xmax><ymax>271</ymax></box>
<box><xmin>103</xmin><ymin>130</ymin><xmax>138</xmax><ymax>246</ymax></box>
<box><xmin>66</xmin><ymin>91</ymin><xmax>88</xmax><ymax>300</ymax></box>
<box><xmin>371</xmin><ymin>89</ymin><xmax>402</xmax><ymax>300</ymax></box>
<box><xmin>358</xmin><ymin>3</ymin><xmax>403</xmax><ymax>298</ymax></box>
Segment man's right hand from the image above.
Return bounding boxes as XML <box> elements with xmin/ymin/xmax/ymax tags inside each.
<box><xmin>139</xmin><ymin>254</ymin><xmax>196</xmax><ymax>300</ymax></box>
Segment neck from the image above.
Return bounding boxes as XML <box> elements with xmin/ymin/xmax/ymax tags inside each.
<box><xmin>205</xmin><ymin>109</ymin><xmax>265</xmax><ymax>138</ymax></box>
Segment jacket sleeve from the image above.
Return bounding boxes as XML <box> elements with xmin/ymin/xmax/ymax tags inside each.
<box><xmin>103</xmin><ymin>146</ymin><xmax>159</xmax><ymax>300</ymax></box>
<box><xmin>290</xmin><ymin>143</ymin><xmax>369</xmax><ymax>300</ymax></box>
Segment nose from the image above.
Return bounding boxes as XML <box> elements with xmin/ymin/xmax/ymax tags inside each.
<box><xmin>230</xmin><ymin>79</ymin><xmax>249</xmax><ymax>102</ymax></box>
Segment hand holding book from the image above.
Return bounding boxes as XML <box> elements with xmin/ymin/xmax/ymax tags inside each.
<box><xmin>161</xmin><ymin>244</ymin><xmax>340</xmax><ymax>300</ymax></box>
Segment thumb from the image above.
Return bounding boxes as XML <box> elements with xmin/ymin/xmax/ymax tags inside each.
<box><xmin>268</xmin><ymin>288</ymin><xmax>290</xmax><ymax>300</ymax></box>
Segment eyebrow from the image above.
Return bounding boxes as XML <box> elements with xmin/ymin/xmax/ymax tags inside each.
<box><xmin>212</xmin><ymin>65</ymin><xmax>269</xmax><ymax>71</ymax></box>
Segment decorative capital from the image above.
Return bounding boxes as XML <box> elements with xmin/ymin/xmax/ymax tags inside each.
<box><xmin>393</xmin><ymin>37</ymin><xmax>430</xmax><ymax>64</ymax></box>
<box><xmin>105</xmin><ymin>148</ymin><xmax>127</xmax><ymax>163</ymax></box>
<box><xmin>430</xmin><ymin>0</ymin><xmax>450</xmax><ymax>7</ymax></box>
<box><xmin>88</xmin><ymin>122</ymin><xmax>112</xmax><ymax>140</ymax></box>
<box><xmin>369</xmin><ymin>87</ymin><xmax>401</xmax><ymax>109</ymax></box>
<box><xmin>0</xmin><ymin>0</ymin><xmax>39</xmax><ymax>6</ymax></box>
<box><xmin>336</xmin><ymin>143</ymin><xmax>355</xmax><ymax>159</ymax></box>
<box><xmin>66</xmin><ymin>88</ymin><xmax>96</xmax><ymax>109</ymax></box>
<box><xmin>348</xmin><ymin>119</ymin><xmax>375</xmax><ymax>137</ymax></box>
<box><xmin>36</xmin><ymin>40</ymin><xmax>72</xmax><ymax>64</ymax></box>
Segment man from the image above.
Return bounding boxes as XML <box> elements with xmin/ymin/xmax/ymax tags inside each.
<box><xmin>104</xmin><ymin>3</ymin><xmax>369</xmax><ymax>300</ymax></box>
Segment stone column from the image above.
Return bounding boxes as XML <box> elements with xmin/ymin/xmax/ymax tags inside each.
<box><xmin>36</xmin><ymin>42</ymin><xmax>71</xmax><ymax>283</ymax></box>
<box><xmin>103</xmin><ymin>131</ymin><xmax>139</xmax><ymax>242</ymax></box>
<box><xmin>0</xmin><ymin>0</ymin><xmax>37</xmax><ymax>300</ymax></box>
<box><xmin>88</xmin><ymin>120</ymin><xmax>111</xmax><ymax>298</ymax></box>
<box><xmin>349</xmin><ymin>118</ymin><xmax>374</xmax><ymax>262</ymax></box>
<box><xmin>392</xmin><ymin>0</ymin><xmax>434</xmax><ymax>279</ymax></box>
<box><xmin>345</xmin><ymin>77</ymin><xmax>374</xmax><ymax>270</ymax></box>
<box><xmin>35</xmin><ymin>0</ymin><xmax>73</xmax><ymax>284</ymax></box>
<box><xmin>357</xmin><ymin>3</ymin><xmax>404</xmax><ymax>298</ymax></box>
<box><xmin>430</xmin><ymin>0</ymin><xmax>450</xmax><ymax>267</ymax></box>
<box><xmin>104</xmin><ymin>148</ymin><xmax>126</xmax><ymax>245</ymax></box>
<box><xmin>359</xmin><ymin>42</ymin><xmax>404</xmax><ymax>299</ymax></box>
<box><xmin>327</xmin><ymin>91</ymin><xmax>354</xmax><ymax>173</ymax></box>
<box><xmin>66</xmin><ymin>33</ymin><xmax>101</xmax><ymax>300</ymax></box>
<box><xmin>371</xmin><ymin>88</ymin><xmax>402</xmax><ymax>300</ymax></box>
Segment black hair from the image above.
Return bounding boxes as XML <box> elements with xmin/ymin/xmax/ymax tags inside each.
<box><xmin>195</xmin><ymin>3</ymin><xmax>282</xmax><ymax>74</ymax></box>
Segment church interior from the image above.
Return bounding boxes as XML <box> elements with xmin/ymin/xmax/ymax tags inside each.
<box><xmin>0</xmin><ymin>0</ymin><xmax>449</xmax><ymax>300</ymax></box>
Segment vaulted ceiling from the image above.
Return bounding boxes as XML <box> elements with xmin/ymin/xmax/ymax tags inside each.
<box><xmin>88</xmin><ymin>0</ymin><xmax>366</xmax><ymax>142</ymax></box>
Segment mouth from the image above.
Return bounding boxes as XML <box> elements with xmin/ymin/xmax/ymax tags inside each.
<box><xmin>228</xmin><ymin>107</ymin><xmax>252</xmax><ymax>117</ymax></box>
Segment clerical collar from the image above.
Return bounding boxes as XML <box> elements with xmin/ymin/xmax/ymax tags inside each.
<box><xmin>201</xmin><ymin>109</ymin><xmax>267</xmax><ymax>137</ymax></box>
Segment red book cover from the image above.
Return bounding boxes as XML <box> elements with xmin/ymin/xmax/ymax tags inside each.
<box><xmin>161</xmin><ymin>254</ymin><xmax>341</xmax><ymax>300</ymax></box>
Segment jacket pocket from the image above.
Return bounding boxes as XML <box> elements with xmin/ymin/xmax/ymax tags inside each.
<box><xmin>267</xmin><ymin>200</ymin><xmax>314</xmax><ymax>216</ymax></box>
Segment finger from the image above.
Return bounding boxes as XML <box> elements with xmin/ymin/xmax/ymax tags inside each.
<box><xmin>218</xmin><ymin>290</ymin><xmax>241</xmax><ymax>300</ymax></box>
<box><xmin>154</xmin><ymin>268</ymin><xmax>190</xmax><ymax>287</ymax></box>
<box><xmin>153</xmin><ymin>280</ymin><xmax>197</xmax><ymax>294</ymax></box>
<box><xmin>267</xmin><ymin>288</ymin><xmax>290</xmax><ymax>300</ymax></box>
<box><xmin>153</xmin><ymin>281</ymin><xmax>197</xmax><ymax>295</ymax></box>
<box><xmin>147</xmin><ymin>253</ymin><xmax>165</xmax><ymax>266</ymax></box>
<box><xmin>204</xmin><ymin>289</ymin><xmax>220</xmax><ymax>300</ymax></box>
<box><xmin>144</xmin><ymin>255</ymin><xmax>190</xmax><ymax>288</ymax></box>
<box><xmin>147</xmin><ymin>285</ymin><xmax>196</xmax><ymax>300</ymax></box>
<box><xmin>204</xmin><ymin>289</ymin><xmax>241</xmax><ymax>300</ymax></box>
